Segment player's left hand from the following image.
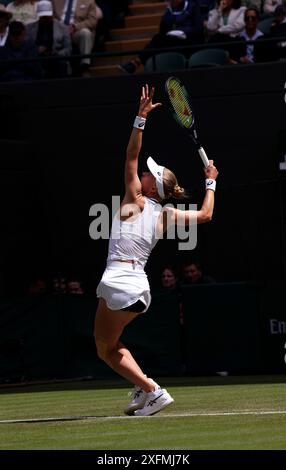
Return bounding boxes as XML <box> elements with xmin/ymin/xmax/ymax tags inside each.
<box><xmin>138</xmin><ymin>84</ymin><xmax>162</xmax><ymax>119</ymax></box>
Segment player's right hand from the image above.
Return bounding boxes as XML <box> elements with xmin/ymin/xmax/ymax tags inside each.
<box><xmin>204</xmin><ymin>160</ymin><xmax>218</xmax><ymax>180</ymax></box>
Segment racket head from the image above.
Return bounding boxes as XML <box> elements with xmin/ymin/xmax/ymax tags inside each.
<box><xmin>165</xmin><ymin>76</ymin><xmax>195</xmax><ymax>131</ymax></box>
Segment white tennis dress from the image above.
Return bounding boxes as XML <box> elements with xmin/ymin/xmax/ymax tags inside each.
<box><xmin>96</xmin><ymin>197</ymin><xmax>162</xmax><ymax>312</ymax></box>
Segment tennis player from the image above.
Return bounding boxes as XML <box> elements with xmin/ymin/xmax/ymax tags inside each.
<box><xmin>94</xmin><ymin>84</ymin><xmax>218</xmax><ymax>416</ymax></box>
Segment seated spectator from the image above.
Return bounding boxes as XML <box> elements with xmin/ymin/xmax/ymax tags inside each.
<box><xmin>160</xmin><ymin>265</ymin><xmax>179</xmax><ymax>292</ymax></box>
<box><xmin>52</xmin><ymin>275</ymin><xmax>67</xmax><ymax>294</ymax></box>
<box><xmin>263</xmin><ymin>0</ymin><xmax>283</xmax><ymax>16</ymax></box>
<box><xmin>0</xmin><ymin>20</ymin><xmax>44</xmax><ymax>81</ymax></box>
<box><xmin>67</xmin><ymin>279</ymin><xmax>84</xmax><ymax>294</ymax></box>
<box><xmin>27</xmin><ymin>0</ymin><xmax>72</xmax><ymax>78</ymax></box>
<box><xmin>206</xmin><ymin>0</ymin><xmax>246</xmax><ymax>60</ymax></box>
<box><xmin>6</xmin><ymin>0</ymin><xmax>38</xmax><ymax>25</ymax></box>
<box><xmin>119</xmin><ymin>0</ymin><xmax>204</xmax><ymax>74</ymax></box>
<box><xmin>266</xmin><ymin>4</ymin><xmax>286</xmax><ymax>59</ymax></box>
<box><xmin>0</xmin><ymin>4</ymin><xmax>12</xmax><ymax>47</ymax></box>
<box><xmin>239</xmin><ymin>6</ymin><xmax>264</xmax><ymax>63</ymax></box>
<box><xmin>206</xmin><ymin>0</ymin><xmax>246</xmax><ymax>36</ymax></box>
<box><xmin>51</xmin><ymin>0</ymin><xmax>99</xmax><ymax>76</ymax></box>
<box><xmin>182</xmin><ymin>260</ymin><xmax>216</xmax><ymax>284</ymax></box>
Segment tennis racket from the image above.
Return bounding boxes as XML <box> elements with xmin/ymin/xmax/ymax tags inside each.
<box><xmin>165</xmin><ymin>76</ymin><xmax>209</xmax><ymax>168</ymax></box>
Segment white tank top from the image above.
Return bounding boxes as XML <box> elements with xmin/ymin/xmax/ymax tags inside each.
<box><xmin>107</xmin><ymin>197</ymin><xmax>162</xmax><ymax>268</ymax></box>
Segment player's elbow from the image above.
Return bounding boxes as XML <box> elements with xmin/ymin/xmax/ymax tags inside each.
<box><xmin>198</xmin><ymin>211</ymin><xmax>213</xmax><ymax>224</ymax></box>
<box><xmin>203</xmin><ymin>214</ymin><xmax>212</xmax><ymax>223</ymax></box>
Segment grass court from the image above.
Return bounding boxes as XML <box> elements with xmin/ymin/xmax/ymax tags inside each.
<box><xmin>0</xmin><ymin>375</ymin><xmax>286</xmax><ymax>450</ymax></box>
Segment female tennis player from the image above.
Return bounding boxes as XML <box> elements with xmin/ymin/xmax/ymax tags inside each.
<box><xmin>95</xmin><ymin>84</ymin><xmax>218</xmax><ymax>416</ymax></box>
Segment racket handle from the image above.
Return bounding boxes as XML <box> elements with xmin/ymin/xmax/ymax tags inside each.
<box><xmin>198</xmin><ymin>147</ymin><xmax>209</xmax><ymax>168</ymax></box>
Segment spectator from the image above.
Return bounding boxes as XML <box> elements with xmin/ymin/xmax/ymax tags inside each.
<box><xmin>52</xmin><ymin>275</ymin><xmax>67</xmax><ymax>294</ymax></box>
<box><xmin>119</xmin><ymin>0</ymin><xmax>204</xmax><ymax>74</ymax></box>
<box><xmin>239</xmin><ymin>6</ymin><xmax>264</xmax><ymax>63</ymax></box>
<box><xmin>160</xmin><ymin>265</ymin><xmax>179</xmax><ymax>291</ymax></box>
<box><xmin>27</xmin><ymin>0</ymin><xmax>72</xmax><ymax>78</ymax></box>
<box><xmin>206</xmin><ymin>0</ymin><xmax>246</xmax><ymax>60</ymax></box>
<box><xmin>67</xmin><ymin>279</ymin><xmax>84</xmax><ymax>294</ymax></box>
<box><xmin>182</xmin><ymin>260</ymin><xmax>216</xmax><ymax>284</ymax></box>
<box><xmin>263</xmin><ymin>0</ymin><xmax>283</xmax><ymax>16</ymax></box>
<box><xmin>206</xmin><ymin>0</ymin><xmax>246</xmax><ymax>36</ymax></box>
<box><xmin>0</xmin><ymin>4</ymin><xmax>12</xmax><ymax>46</ymax></box>
<box><xmin>51</xmin><ymin>0</ymin><xmax>99</xmax><ymax>76</ymax></box>
<box><xmin>0</xmin><ymin>20</ymin><xmax>44</xmax><ymax>81</ymax></box>
<box><xmin>6</xmin><ymin>0</ymin><xmax>38</xmax><ymax>25</ymax></box>
<box><xmin>267</xmin><ymin>4</ymin><xmax>286</xmax><ymax>59</ymax></box>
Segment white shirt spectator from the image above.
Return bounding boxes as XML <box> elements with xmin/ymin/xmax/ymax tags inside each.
<box><xmin>207</xmin><ymin>5</ymin><xmax>246</xmax><ymax>37</ymax></box>
<box><xmin>7</xmin><ymin>1</ymin><xmax>38</xmax><ymax>25</ymax></box>
<box><xmin>263</xmin><ymin>0</ymin><xmax>282</xmax><ymax>15</ymax></box>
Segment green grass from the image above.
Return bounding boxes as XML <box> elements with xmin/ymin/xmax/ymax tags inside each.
<box><xmin>0</xmin><ymin>376</ymin><xmax>286</xmax><ymax>450</ymax></box>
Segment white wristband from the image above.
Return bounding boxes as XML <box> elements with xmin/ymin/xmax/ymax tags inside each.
<box><xmin>205</xmin><ymin>179</ymin><xmax>216</xmax><ymax>191</ymax></box>
<box><xmin>133</xmin><ymin>115</ymin><xmax>146</xmax><ymax>130</ymax></box>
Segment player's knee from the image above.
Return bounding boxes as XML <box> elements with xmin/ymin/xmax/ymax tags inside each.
<box><xmin>96</xmin><ymin>339</ymin><xmax>111</xmax><ymax>363</ymax></box>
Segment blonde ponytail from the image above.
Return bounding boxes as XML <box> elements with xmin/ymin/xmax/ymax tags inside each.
<box><xmin>172</xmin><ymin>184</ymin><xmax>186</xmax><ymax>199</ymax></box>
<box><xmin>162</xmin><ymin>168</ymin><xmax>187</xmax><ymax>200</ymax></box>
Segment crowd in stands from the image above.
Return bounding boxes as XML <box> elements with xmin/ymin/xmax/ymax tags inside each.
<box><xmin>0</xmin><ymin>0</ymin><xmax>132</xmax><ymax>79</ymax></box>
<box><xmin>24</xmin><ymin>258</ymin><xmax>214</xmax><ymax>297</ymax></box>
<box><xmin>119</xmin><ymin>0</ymin><xmax>286</xmax><ymax>72</ymax></box>
<box><xmin>158</xmin><ymin>259</ymin><xmax>216</xmax><ymax>294</ymax></box>
<box><xmin>0</xmin><ymin>0</ymin><xmax>285</xmax><ymax>81</ymax></box>
<box><xmin>27</xmin><ymin>274</ymin><xmax>85</xmax><ymax>295</ymax></box>
<box><xmin>120</xmin><ymin>0</ymin><xmax>205</xmax><ymax>73</ymax></box>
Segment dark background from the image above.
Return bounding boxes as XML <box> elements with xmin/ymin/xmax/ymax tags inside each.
<box><xmin>0</xmin><ymin>63</ymin><xmax>286</xmax><ymax>379</ymax></box>
<box><xmin>0</xmin><ymin>62</ymin><xmax>285</xmax><ymax>294</ymax></box>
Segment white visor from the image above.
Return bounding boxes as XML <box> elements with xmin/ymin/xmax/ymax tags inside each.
<box><xmin>147</xmin><ymin>156</ymin><xmax>165</xmax><ymax>199</ymax></box>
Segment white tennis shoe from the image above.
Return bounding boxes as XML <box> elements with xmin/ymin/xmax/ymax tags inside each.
<box><xmin>124</xmin><ymin>378</ymin><xmax>159</xmax><ymax>415</ymax></box>
<box><xmin>134</xmin><ymin>388</ymin><xmax>174</xmax><ymax>416</ymax></box>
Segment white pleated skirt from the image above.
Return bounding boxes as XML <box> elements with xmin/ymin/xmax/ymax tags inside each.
<box><xmin>96</xmin><ymin>261</ymin><xmax>151</xmax><ymax>312</ymax></box>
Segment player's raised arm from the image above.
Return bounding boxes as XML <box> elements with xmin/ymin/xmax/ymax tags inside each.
<box><xmin>124</xmin><ymin>85</ymin><xmax>162</xmax><ymax>201</ymax></box>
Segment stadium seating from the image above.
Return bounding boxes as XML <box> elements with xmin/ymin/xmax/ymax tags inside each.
<box><xmin>257</xmin><ymin>17</ymin><xmax>273</xmax><ymax>35</ymax></box>
<box><xmin>188</xmin><ymin>48</ymin><xmax>229</xmax><ymax>68</ymax></box>
<box><xmin>144</xmin><ymin>52</ymin><xmax>186</xmax><ymax>72</ymax></box>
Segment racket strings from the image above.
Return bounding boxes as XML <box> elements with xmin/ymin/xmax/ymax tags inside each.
<box><xmin>166</xmin><ymin>80</ymin><xmax>193</xmax><ymax>129</ymax></box>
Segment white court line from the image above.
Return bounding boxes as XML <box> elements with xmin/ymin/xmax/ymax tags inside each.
<box><xmin>1</xmin><ymin>410</ymin><xmax>286</xmax><ymax>424</ymax></box>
